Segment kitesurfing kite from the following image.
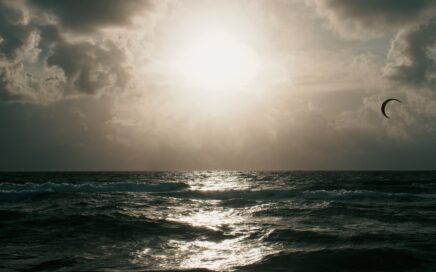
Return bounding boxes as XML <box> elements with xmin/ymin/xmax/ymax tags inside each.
<box><xmin>381</xmin><ymin>98</ymin><xmax>401</xmax><ymax>119</ymax></box>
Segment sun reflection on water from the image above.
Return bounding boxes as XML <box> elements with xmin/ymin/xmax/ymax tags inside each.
<box><xmin>165</xmin><ymin>203</ymin><xmax>279</xmax><ymax>270</ymax></box>
<box><xmin>185</xmin><ymin>171</ymin><xmax>253</xmax><ymax>192</ymax></box>
<box><xmin>169</xmin><ymin>208</ymin><xmax>243</xmax><ymax>231</ymax></box>
<box><xmin>173</xmin><ymin>237</ymin><xmax>271</xmax><ymax>271</ymax></box>
<box><xmin>134</xmin><ymin>206</ymin><xmax>279</xmax><ymax>270</ymax></box>
<box><xmin>133</xmin><ymin>172</ymin><xmax>282</xmax><ymax>271</ymax></box>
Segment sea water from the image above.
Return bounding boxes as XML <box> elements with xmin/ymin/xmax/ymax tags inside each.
<box><xmin>1</xmin><ymin>171</ymin><xmax>435</xmax><ymax>271</ymax></box>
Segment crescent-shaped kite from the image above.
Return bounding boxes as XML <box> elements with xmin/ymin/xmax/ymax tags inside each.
<box><xmin>381</xmin><ymin>98</ymin><xmax>401</xmax><ymax>119</ymax></box>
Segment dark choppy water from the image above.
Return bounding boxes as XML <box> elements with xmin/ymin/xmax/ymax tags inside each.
<box><xmin>1</xmin><ymin>171</ymin><xmax>436</xmax><ymax>271</ymax></box>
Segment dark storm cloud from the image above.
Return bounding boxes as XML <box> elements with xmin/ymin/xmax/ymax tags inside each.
<box><xmin>320</xmin><ymin>0</ymin><xmax>431</xmax><ymax>24</ymax></box>
<box><xmin>384</xmin><ymin>20</ymin><xmax>436</xmax><ymax>91</ymax></box>
<box><xmin>0</xmin><ymin>1</ymin><xmax>32</xmax><ymax>61</ymax></box>
<box><xmin>310</xmin><ymin>0</ymin><xmax>436</xmax><ymax>38</ymax></box>
<box><xmin>0</xmin><ymin>0</ymin><xmax>155</xmax><ymax>103</ymax></box>
<box><xmin>310</xmin><ymin>0</ymin><xmax>436</xmax><ymax>91</ymax></box>
<box><xmin>48</xmin><ymin>40</ymin><xmax>128</xmax><ymax>94</ymax></box>
<box><xmin>40</xmin><ymin>26</ymin><xmax>129</xmax><ymax>94</ymax></box>
<box><xmin>0</xmin><ymin>1</ymin><xmax>35</xmax><ymax>101</ymax></box>
<box><xmin>29</xmin><ymin>0</ymin><xmax>152</xmax><ymax>33</ymax></box>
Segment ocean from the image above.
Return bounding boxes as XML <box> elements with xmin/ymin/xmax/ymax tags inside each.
<box><xmin>1</xmin><ymin>171</ymin><xmax>435</xmax><ymax>271</ymax></box>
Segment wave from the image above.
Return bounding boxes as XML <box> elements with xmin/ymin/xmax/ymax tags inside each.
<box><xmin>161</xmin><ymin>189</ymin><xmax>436</xmax><ymax>201</ymax></box>
<box><xmin>3</xmin><ymin>212</ymin><xmax>230</xmax><ymax>242</ymax></box>
<box><xmin>0</xmin><ymin>181</ymin><xmax>188</xmax><ymax>193</ymax></box>
<box><xmin>302</xmin><ymin>189</ymin><xmax>436</xmax><ymax>201</ymax></box>
<box><xmin>237</xmin><ymin>247</ymin><xmax>431</xmax><ymax>272</ymax></box>
<box><xmin>261</xmin><ymin>228</ymin><xmax>338</xmax><ymax>244</ymax></box>
<box><xmin>0</xmin><ymin>182</ymin><xmax>189</xmax><ymax>201</ymax></box>
<box><xmin>261</xmin><ymin>227</ymin><xmax>436</xmax><ymax>247</ymax></box>
<box><xmin>3</xmin><ymin>181</ymin><xmax>435</xmax><ymax>204</ymax></box>
<box><xmin>19</xmin><ymin>258</ymin><xmax>79</xmax><ymax>272</ymax></box>
<box><xmin>160</xmin><ymin>189</ymin><xmax>300</xmax><ymax>200</ymax></box>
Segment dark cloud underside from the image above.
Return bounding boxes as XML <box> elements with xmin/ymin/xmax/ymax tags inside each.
<box><xmin>0</xmin><ymin>0</ymin><xmax>156</xmax><ymax>102</ymax></box>
<box><xmin>312</xmin><ymin>0</ymin><xmax>436</xmax><ymax>92</ymax></box>
<box><xmin>30</xmin><ymin>0</ymin><xmax>151</xmax><ymax>32</ymax></box>
<box><xmin>385</xmin><ymin>20</ymin><xmax>436</xmax><ymax>90</ymax></box>
<box><xmin>323</xmin><ymin>0</ymin><xmax>431</xmax><ymax>22</ymax></box>
<box><xmin>312</xmin><ymin>0</ymin><xmax>436</xmax><ymax>38</ymax></box>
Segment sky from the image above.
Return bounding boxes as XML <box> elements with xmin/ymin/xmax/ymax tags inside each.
<box><xmin>0</xmin><ymin>0</ymin><xmax>435</xmax><ymax>171</ymax></box>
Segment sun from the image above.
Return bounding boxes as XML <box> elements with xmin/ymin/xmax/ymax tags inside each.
<box><xmin>177</xmin><ymin>30</ymin><xmax>260</xmax><ymax>90</ymax></box>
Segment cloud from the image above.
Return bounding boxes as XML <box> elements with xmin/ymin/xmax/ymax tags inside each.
<box><xmin>0</xmin><ymin>1</ymin><xmax>33</xmax><ymax>61</ymax></box>
<box><xmin>0</xmin><ymin>0</ymin><xmax>157</xmax><ymax>104</ymax></box>
<box><xmin>309</xmin><ymin>0</ymin><xmax>436</xmax><ymax>39</ymax></box>
<box><xmin>384</xmin><ymin>20</ymin><xmax>436</xmax><ymax>91</ymax></box>
<box><xmin>0</xmin><ymin>0</ymin><xmax>52</xmax><ymax>103</ymax></box>
<box><xmin>29</xmin><ymin>0</ymin><xmax>153</xmax><ymax>33</ymax></box>
<box><xmin>41</xmin><ymin>26</ymin><xmax>129</xmax><ymax>95</ymax></box>
<box><xmin>306</xmin><ymin>0</ymin><xmax>436</xmax><ymax>94</ymax></box>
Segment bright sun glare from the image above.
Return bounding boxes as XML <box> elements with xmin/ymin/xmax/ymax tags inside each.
<box><xmin>177</xmin><ymin>31</ymin><xmax>260</xmax><ymax>90</ymax></box>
